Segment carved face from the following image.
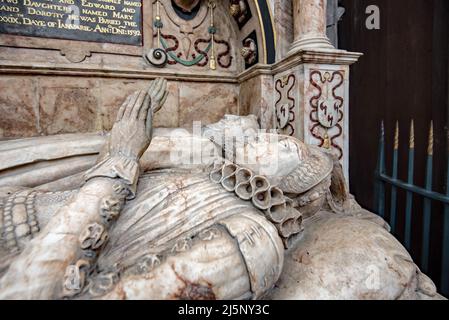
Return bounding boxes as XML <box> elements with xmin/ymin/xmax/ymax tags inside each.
<box><xmin>233</xmin><ymin>131</ymin><xmax>335</xmax><ymax>198</ymax></box>
<box><xmin>172</xmin><ymin>0</ymin><xmax>201</xmax><ymax>12</ymax></box>
<box><xmin>235</xmin><ymin>134</ymin><xmax>305</xmax><ymax>179</ymax></box>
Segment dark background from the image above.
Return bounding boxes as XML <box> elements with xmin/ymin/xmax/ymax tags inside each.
<box><xmin>339</xmin><ymin>0</ymin><xmax>449</xmax><ymax>294</ymax></box>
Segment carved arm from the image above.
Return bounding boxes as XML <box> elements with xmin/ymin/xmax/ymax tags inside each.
<box><xmin>0</xmin><ymin>79</ymin><xmax>168</xmax><ymax>299</ymax></box>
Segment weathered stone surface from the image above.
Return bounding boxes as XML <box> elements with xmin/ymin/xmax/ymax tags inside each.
<box><xmin>0</xmin><ymin>0</ymin><xmax>442</xmax><ymax>301</ymax></box>
<box><xmin>239</xmin><ymin>74</ymin><xmax>274</xmax><ymax>129</ymax></box>
<box><xmin>0</xmin><ymin>78</ymin><xmax>241</xmax><ymax>138</ymax></box>
<box><xmin>0</xmin><ymin>77</ymin><xmax>39</xmax><ymax>138</ymax></box>
<box><xmin>274</xmin><ymin>0</ymin><xmax>294</xmax><ymax>60</ymax></box>
<box><xmin>153</xmin><ymin>81</ymin><xmax>180</xmax><ymax>128</ymax></box>
<box><xmin>239</xmin><ymin>76</ymin><xmax>261</xmax><ymax>117</ymax></box>
<box><xmin>179</xmin><ymin>83</ymin><xmax>238</xmax><ymax>128</ymax></box>
<box><xmin>97</xmin><ymin>79</ymin><xmax>150</xmax><ymax>131</ymax></box>
<box><xmin>38</xmin><ymin>78</ymin><xmax>100</xmax><ymax>135</ymax></box>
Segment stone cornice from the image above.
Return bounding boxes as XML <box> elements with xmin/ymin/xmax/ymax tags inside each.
<box><xmin>237</xmin><ymin>64</ymin><xmax>273</xmax><ymax>83</ymax></box>
<box><xmin>274</xmin><ymin>49</ymin><xmax>363</xmax><ymax>73</ymax></box>
<box><xmin>237</xmin><ymin>49</ymin><xmax>363</xmax><ymax>82</ymax></box>
<box><xmin>0</xmin><ymin>62</ymin><xmax>239</xmax><ymax>83</ymax></box>
<box><xmin>0</xmin><ymin>49</ymin><xmax>362</xmax><ymax>84</ymax></box>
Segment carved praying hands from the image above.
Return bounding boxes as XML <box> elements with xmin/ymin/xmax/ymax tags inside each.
<box><xmin>109</xmin><ymin>78</ymin><xmax>168</xmax><ymax>159</ymax></box>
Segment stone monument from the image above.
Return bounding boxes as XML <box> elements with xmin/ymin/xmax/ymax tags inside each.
<box><xmin>0</xmin><ymin>78</ymin><xmax>444</xmax><ymax>300</ymax></box>
<box><xmin>0</xmin><ymin>0</ymin><xmax>444</xmax><ymax>300</ymax></box>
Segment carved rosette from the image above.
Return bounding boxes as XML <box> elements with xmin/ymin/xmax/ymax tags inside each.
<box><xmin>306</xmin><ymin>69</ymin><xmax>345</xmax><ymax>160</ymax></box>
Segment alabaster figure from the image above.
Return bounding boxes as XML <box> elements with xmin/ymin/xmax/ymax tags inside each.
<box><xmin>0</xmin><ymin>78</ymin><xmax>444</xmax><ymax>300</ymax></box>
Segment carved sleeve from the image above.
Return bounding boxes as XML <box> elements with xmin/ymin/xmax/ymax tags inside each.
<box><xmin>84</xmin><ymin>155</ymin><xmax>139</xmax><ymax>199</ymax></box>
<box><xmin>0</xmin><ymin>155</ymin><xmax>139</xmax><ymax>299</ymax></box>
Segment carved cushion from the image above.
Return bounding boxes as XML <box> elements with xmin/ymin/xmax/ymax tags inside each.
<box><xmin>267</xmin><ymin>212</ymin><xmax>443</xmax><ymax>300</ymax></box>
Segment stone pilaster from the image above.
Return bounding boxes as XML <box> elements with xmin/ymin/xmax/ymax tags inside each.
<box><xmin>272</xmin><ymin>49</ymin><xmax>362</xmax><ymax>179</ymax></box>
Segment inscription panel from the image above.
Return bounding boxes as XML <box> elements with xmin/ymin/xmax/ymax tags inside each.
<box><xmin>0</xmin><ymin>0</ymin><xmax>143</xmax><ymax>45</ymax></box>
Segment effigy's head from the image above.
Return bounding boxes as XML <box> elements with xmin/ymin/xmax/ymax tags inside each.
<box><xmin>233</xmin><ymin>133</ymin><xmax>333</xmax><ymax>193</ymax></box>
<box><xmin>203</xmin><ymin>114</ymin><xmax>334</xmax><ymax>195</ymax></box>
<box><xmin>203</xmin><ymin>115</ymin><xmax>333</xmax><ymax>190</ymax></box>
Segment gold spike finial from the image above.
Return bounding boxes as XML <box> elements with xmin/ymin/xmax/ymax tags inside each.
<box><xmin>428</xmin><ymin>121</ymin><xmax>434</xmax><ymax>156</ymax></box>
<box><xmin>409</xmin><ymin>119</ymin><xmax>415</xmax><ymax>149</ymax></box>
<box><xmin>381</xmin><ymin>120</ymin><xmax>385</xmax><ymax>141</ymax></box>
<box><xmin>394</xmin><ymin>121</ymin><xmax>399</xmax><ymax>150</ymax></box>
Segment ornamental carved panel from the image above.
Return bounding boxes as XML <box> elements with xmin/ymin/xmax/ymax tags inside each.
<box><xmin>274</xmin><ymin>74</ymin><xmax>297</xmax><ymax>137</ymax></box>
<box><xmin>307</xmin><ymin>69</ymin><xmax>345</xmax><ymax>160</ymax></box>
<box><xmin>150</xmin><ymin>0</ymin><xmax>236</xmax><ymax>70</ymax></box>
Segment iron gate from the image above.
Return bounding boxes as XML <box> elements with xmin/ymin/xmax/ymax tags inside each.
<box><xmin>374</xmin><ymin>120</ymin><xmax>449</xmax><ymax>296</ymax></box>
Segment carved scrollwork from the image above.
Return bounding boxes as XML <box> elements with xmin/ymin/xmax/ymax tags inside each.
<box><xmin>59</xmin><ymin>48</ymin><xmax>92</xmax><ymax>63</ymax></box>
<box><xmin>171</xmin><ymin>238</ymin><xmax>192</xmax><ymax>253</ymax></box>
<box><xmin>87</xmin><ymin>271</ymin><xmax>120</xmax><ymax>297</ymax></box>
<box><xmin>275</xmin><ymin>74</ymin><xmax>296</xmax><ymax>137</ymax></box>
<box><xmin>144</xmin><ymin>48</ymin><xmax>168</xmax><ymax>68</ymax></box>
<box><xmin>308</xmin><ymin>70</ymin><xmax>345</xmax><ymax>160</ymax></box>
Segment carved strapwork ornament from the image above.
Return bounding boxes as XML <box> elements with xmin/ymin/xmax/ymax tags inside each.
<box><xmin>306</xmin><ymin>69</ymin><xmax>345</xmax><ymax>160</ymax></box>
<box><xmin>148</xmin><ymin>0</ymin><xmax>234</xmax><ymax>70</ymax></box>
<box><xmin>275</xmin><ymin>74</ymin><xmax>297</xmax><ymax>137</ymax></box>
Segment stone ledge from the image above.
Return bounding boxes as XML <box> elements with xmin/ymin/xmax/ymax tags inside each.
<box><xmin>0</xmin><ymin>63</ymin><xmax>239</xmax><ymax>84</ymax></box>
<box><xmin>0</xmin><ymin>49</ymin><xmax>362</xmax><ymax>84</ymax></box>
<box><xmin>238</xmin><ymin>48</ymin><xmax>363</xmax><ymax>82</ymax></box>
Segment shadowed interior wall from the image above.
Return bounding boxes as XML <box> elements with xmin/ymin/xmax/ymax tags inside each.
<box><xmin>340</xmin><ymin>0</ymin><xmax>449</xmax><ymax>290</ymax></box>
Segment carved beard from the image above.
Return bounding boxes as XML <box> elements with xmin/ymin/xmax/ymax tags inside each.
<box><xmin>172</xmin><ymin>0</ymin><xmax>201</xmax><ymax>12</ymax></box>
